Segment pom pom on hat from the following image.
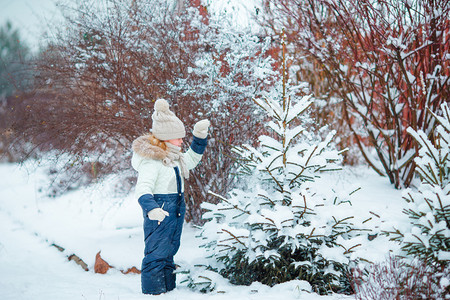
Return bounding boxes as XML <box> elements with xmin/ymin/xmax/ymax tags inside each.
<box><xmin>154</xmin><ymin>98</ymin><xmax>170</xmax><ymax>112</ymax></box>
<box><xmin>151</xmin><ymin>99</ymin><xmax>186</xmax><ymax>141</ymax></box>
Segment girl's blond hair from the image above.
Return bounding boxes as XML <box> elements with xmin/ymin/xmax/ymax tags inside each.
<box><xmin>147</xmin><ymin>134</ymin><xmax>167</xmax><ymax>151</ymax></box>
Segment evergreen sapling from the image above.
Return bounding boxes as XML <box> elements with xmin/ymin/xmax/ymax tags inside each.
<box><xmin>361</xmin><ymin>103</ymin><xmax>450</xmax><ymax>299</ymax></box>
<box><xmin>199</xmin><ymin>47</ymin><xmax>365</xmax><ymax>294</ymax></box>
<box><xmin>390</xmin><ymin>102</ymin><xmax>449</xmax><ymax>270</ymax></box>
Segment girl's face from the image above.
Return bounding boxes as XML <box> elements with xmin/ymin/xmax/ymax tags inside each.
<box><xmin>167</xmin><ymin>138</ymin><xmax>183</xmax><ymax>147</ymax></box>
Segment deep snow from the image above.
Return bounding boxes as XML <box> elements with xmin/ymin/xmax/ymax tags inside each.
<box><xmin>0</xmin><ymin>159</ymin><xmax>408</xmax><ymax>299</ymax></box>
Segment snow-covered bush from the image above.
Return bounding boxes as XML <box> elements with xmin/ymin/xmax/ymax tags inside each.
<box><xmin>198</xmin><ymin>50</ymin><xmax>364</xmax><ymax>295</ymax></box>
<box><xmin>262</xmin><ymin>0</ymin><xmax>450</xmax><ymax>188</ymax></box>
<box><xmin>352</xmin><ymin>256</ymin><xmax>450</xmax><ymax>300</ymax></box>
<box><xmin>16</xmin><ymin>0</ymin><xmax>276</xmax><ymax>223</ymax></box>
<box><xmin>378</xmin><ymin>103</ymin><xmax>450</xmax><ymax>298</ymax></box>
<box><xmin>390</xmin><ymin>103</ymin><xmax>450</xmax><ymax>267</ymax></box>
<box><xmin>170</xmin><ymin>18</ymin><xmax>278</xmax><ymax>223</ymax></box>
<box><xmin>176</xmin><ymin>264</ymin><xmax>226</xmax><ymax>294</ymax></box>
<box><xmin>12</xmin><ymin>0</ymin><xmax>201</xmax><ymax>194</ymax></box>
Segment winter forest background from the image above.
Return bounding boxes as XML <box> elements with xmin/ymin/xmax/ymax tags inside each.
<box><xmin>0</xmin><ymin>0</ymin><xmax>449</xmax><ymax>299</ymax></box>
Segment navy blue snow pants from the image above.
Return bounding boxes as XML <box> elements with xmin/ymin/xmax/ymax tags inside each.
<box><xmin>141</xmin><ymin>192</ymin><xmax>185</xmax><ymax>294</ymax></box>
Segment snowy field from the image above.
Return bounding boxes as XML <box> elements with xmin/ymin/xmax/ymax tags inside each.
<box><xmin>0</xmin><ymin>158</ymin><xmax>409</xmax><ymax>300</ymax></box>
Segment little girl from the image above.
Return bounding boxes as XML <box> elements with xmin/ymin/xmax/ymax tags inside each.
<box><xmin>131</xmin><ymin>99</ymin><xmax>209</xmax><ymax>294</ymax></box>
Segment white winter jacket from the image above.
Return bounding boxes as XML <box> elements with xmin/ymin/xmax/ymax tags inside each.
<box><xmin>131</xmin><ymin>134</ymin><xmax>204</xmax><ymax>198</ymax></box>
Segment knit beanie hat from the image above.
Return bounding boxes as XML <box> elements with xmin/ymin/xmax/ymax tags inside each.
<box><xmin>151</xmin><ymin>99</ymin><xmax>186</xmax><ymax>141</ymax></box>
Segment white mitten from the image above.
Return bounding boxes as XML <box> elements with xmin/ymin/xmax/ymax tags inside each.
<box><xmin>193</xmin><ymin>119</ymin><xmax>210</xmax><ymax>139</ymax></box>
<box><xmin>147</xmin><ymin>207</ymin><xmax>169</xmax><ymax>223</ymax></box>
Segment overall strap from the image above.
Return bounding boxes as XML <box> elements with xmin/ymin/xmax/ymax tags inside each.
<box><xmin>173</xmin><ymin>166</ymin><xmax>183</xmax><ymax>218</ymax></box>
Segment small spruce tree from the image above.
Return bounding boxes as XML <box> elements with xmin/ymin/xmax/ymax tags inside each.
<box><xmin>199</xmin><ymin>42</ymin><xmax>363</xmax><ymax>295</ymax></box>
<box><xmin>391</xmin><ymin>103</ymin><xmax>450</xmax><ymax>268</ymax></box>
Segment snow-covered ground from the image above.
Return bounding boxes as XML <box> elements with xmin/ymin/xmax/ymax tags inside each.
<box><xmin>0</xmin><ymin>159</ymin><xmax>408</xmax><ymax>299</ymax></box>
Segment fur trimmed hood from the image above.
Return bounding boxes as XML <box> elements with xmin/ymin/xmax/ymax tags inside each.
<box><xmin>132</xmin><ymin>134</ymin><xmax>167</xmax><ymax>161</ymax></box>
<box><xmin>131</xmin><ymin>134</ymin><xmax>204</xmax><ymax>197</ymax></box>
<box><xmin>132</xmin><ymin>133</ymin><xmax>190</xmax><ymax>179</ymax></box>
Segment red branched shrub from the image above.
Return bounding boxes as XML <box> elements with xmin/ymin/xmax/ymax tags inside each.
<box><xmin>6</xmin><ymin>0</ymin><xmax>275</xmax><ymax>223</ymax></box>
<box><xmin>352</xmin><ymin>257</ymin><xmax>450</xmax><ymax>300</ymax></box>
<box><xmin>261</xmin><ymin>0</ymin><xmax>450</xmax><ymax>188</ymax></box>
<box><xmin>6</xmin><ymin>0</ymin><xmax>206</xmax><ymax>210</ymax></box>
